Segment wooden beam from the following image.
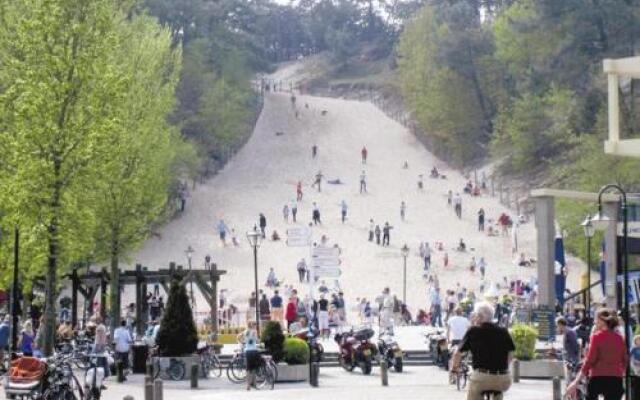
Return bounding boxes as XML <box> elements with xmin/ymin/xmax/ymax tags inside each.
<box><xmin>530</xmin><ymin>188</ymin><xmax>621</xmax><ymax>202</ymax></box>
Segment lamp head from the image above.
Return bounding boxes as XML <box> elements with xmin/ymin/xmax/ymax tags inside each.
<box><xmin>246</xmin><ymin>229</ymin><xmax>262</xmax><ymax>248</ymax></box>
<box><xmin>185</xmin><ymin>245</ymin><xmax>194</xmax><ymax>258</ymax></box>
<box><xmin>401</xmin><ymin>244</ymin><xmax>410</xmax><ymax>257</ymax></box>
<box><xmin>590</xmin><ymin>209</ymin><xmax>611</xmax><ymax>231</ymax></box>
<box><xmin>581</xmin><ymin>214</ymin><xmax>595</xmax><ymax>238</ymax></box>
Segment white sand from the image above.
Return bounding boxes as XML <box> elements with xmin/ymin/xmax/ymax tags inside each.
<box><xmin>127</xmin><ymin>62</ymin><xmax>585</xmax><ymax>318</ymax></box>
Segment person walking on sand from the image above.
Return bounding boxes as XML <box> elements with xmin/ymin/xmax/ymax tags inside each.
<box><xmin>424</xmin><ymin>242</ymin><xmax>432</xmax><ymax>270</ymax></box>
<box><xmin>478</xmin><ymin>257</ymin><xmax>486</xmax><ymax>279</ymax></box>
<box><xmin>340</xmin><ymin>200</ymin><xmax>348</xmax><ymax>223</ymax></box>
<box><xmin>453</xmin><ymin>193</ymin><xmax>462</xmax><ymax>219</ymax></box>
<box><xmin>259</xmin><ymin>213</ymin><xmax>267</xmax><ymax>238</ymax></box>
<box><xmin>312</xmin><ymin>144</ymin><xmax>318</xmax><ymax>159</ymax></box>
<box><xmin>283</xmin><ymin>204</ymin><xmax>290</xmax><ymax>223</ymax></box>
<box><xmin>418</xmin><ymin>174</ymin><xmax>424</xmax><ymax>191</ymax></box>
<box><xmin>312</xmin><ymin>202</ymin><xmax>321</xmax><ymax>225</ymax></box>
<box><xmin>478</xmin><ymin>208</ymin><xmax>485</xmax><ymax>231</ymax></box>
<box><xmin>290</xmin><ymin>200</ymin><xmax>298</xmax><ymax>222</ymax></box>
<box><xmin>368</xmin><ymin>219</ymin><xmax>375</xmax><ymax>242</ymax></box>
<box><xmin>297</xmin><ymin>259</ymin><xmax>308</xmax><ymax>283</ymax></box>
<box><xmin>400</xmin><ymin>201</ymin><xmax>407</xmax><ymax>221</ymax></box>
<box><xmin>447</xmin><ymin>190</ymin><xmax>453</xmax><ymax>206</ymax></box>
<box><xmin>359</xmin><ymin>171</ymin><xmax>367</xmax><ymax>194</ymax></box>
<box><xmin>296</xmin><ymin>181</ymin><xmax>303</xmax><ymax>201</ymax></box>
<box><xmin>312</xmin><ymin>171</ymin><xmax>323</xmax><ymax>193</ymax></box>
<box><xmin>361</xmin><ymin>146</ymin><xmax>368</xmax><ymax>164</ymax></box>
<box><xmin>375</xmin><ymin>225</ymin><xmax>382</xmax><ymax>245</ymax></box>
<box><xmin>217</xmin><ymin>219</ymin><xmax>229</xmax><ymax>246</ymax></box>
<box><xmin>382</xmin><ymin>222</ymin><xmax>393</xmax><ymax>246</ymax></box>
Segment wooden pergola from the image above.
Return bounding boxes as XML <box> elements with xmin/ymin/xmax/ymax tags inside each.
<box><xmin>68</xmin><ymin>262</ymin><xmax>226</xmax><ymax>335</ymax></box>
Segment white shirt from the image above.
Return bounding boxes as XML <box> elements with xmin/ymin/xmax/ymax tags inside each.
<box><xmin>447</xmin><ymin>316</ymin><xmax>470</xmax><ymax>341</ymax></box>
<box><xmin>113</xmin><ymin>326</ymin><xmax>132</xmax><ymax>353</ymax></box>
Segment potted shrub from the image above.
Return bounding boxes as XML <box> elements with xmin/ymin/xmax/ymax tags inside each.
<box><xmin>261</xmin><ymin>321</ymin><xmax>285</xmax><ymax>363</ymax></box>
<box><xmin>276</xmin><ymin>337</ymin><xmax>310</xmax><ymax>382</ymax></box>
<box><xmin>510</xmin><ymin>324</ymin><xmax>563</xmax><ymax>378</ymax></box>
<box><xmin>154</xmin><ymin>277</ymin><xmax>199</xmax><ymax>379</ymax></box>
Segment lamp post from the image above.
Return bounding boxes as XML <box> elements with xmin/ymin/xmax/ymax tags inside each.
<box><xmin>590</xmin><ymin>184</ymin><xmax>629</xmax><ymax>400</ymax></box>
<box><xmin>246</xmin><ymin>227</ymin><xmax>262</xmax><ymax>335</ymax></box>
<box><xmin>185</xmin><ymin>245</ymin><xmax>195</xmax><ymax>308</ymax></box>
<box><xmin>10</xmin><ymin>227</ymin><xmax>19</xmax><ymax>352</ymax></box>
<box><xmin>401</xmin><ymin>244</ymin><xmax>410</xmax><ymax>304</ymax></box>
<box><xmin>581</xmin><ymin>214</ymin><xmax>595</xmax><ymax>316</ymax></box>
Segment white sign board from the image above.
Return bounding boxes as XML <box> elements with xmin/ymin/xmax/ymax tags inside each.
<box><xmin>311</xmin><ymin>257</ymin><xmax>341</xmax><ymax>267</ymax></box>
<box><xmin>314</xmin><ymin>266</ymin><xmax>342</xmax><ymax>278</ymax></box>
<box><xmin>286</xmin><ymin>226</ymin><xmax>312</xmax><ymax>247</ymax></box>
<box><xmin>311</xmin><ymin>246</ymin><xmax>341</xmax><ymax>258</ymax></box>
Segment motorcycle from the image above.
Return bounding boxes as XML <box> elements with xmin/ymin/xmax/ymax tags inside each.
<box><xmin>42</xmin><ymin>354</ymin><xmax>83</xmax><ymax>400</ymax></box>
<box><xmin>334</xmin><ymin>328</ymin><xmax>376</xmax><ymax>375</ymax></box>
<box><xmin>425</xmin><ymin>329</ymin><xmax>448</xmax><ymax>369</ymax></box>
<box><xmin>294</xmin><ymin>327</ymin><xmax>324</xmax><ymax>363</ymax></box>
<box><xmin>377</xmin><ymin>329</ymin><xmax>403</xmax><ymax>372</ymax></box>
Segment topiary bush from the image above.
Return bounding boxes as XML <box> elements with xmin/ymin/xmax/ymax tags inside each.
<box><xmin>510</xmin><ymin>323</ymin><xmax>538</xmax><ymax>361</ymax></box>
<box><xmin>156</xmin><ymin>277</ymin><xmax>198</xmax><ymax>357</ymax></box>
<box><xmin>283</xmin><ymin>337</ymin><xmax>309</xmax><ymax>365</ymax></box>
<box><xmin>261</xmin><ymin>320</ymin><xmax>285</xmax><ymax>362</ymax></box>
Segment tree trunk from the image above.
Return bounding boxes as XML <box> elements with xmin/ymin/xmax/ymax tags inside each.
<box><xmin>109</xmin><ymin>244</ymin><xmax>120</xmax><ymax>335</ymax></box>
<box><xmin>43</xmin><ymin>164</ymin><xmax>62</xmax><ymax>357</ymax></box>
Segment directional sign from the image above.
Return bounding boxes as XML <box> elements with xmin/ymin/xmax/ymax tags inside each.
<box><xmin>311</xmin><ymin>257</ymin><xmax>342</xmax><ymax>267</ymax></box>
<box><xmin>287</xmin><ymin>226</ymin><xmax>312</xmax><ymax>238</ymax></box>
<box><xmin>286</xmin><ymin>226</ymin><xmax>312</xmax><ymax>247</ymax></box>
<box><xmin>314</xmin><ymin>266</ymin><xmax>342</xmax><ymax>278</ymax></box>
<box><xmin>286</xmin><ymin>238</ymin><xmax>311</xmax><ymax>247</ymax></box>
<box><xmin>312</xmin><ymin>246</ymin><xmax>341</xmax><ymax>258</ymax></box>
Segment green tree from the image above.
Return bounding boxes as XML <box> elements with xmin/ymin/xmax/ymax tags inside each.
<box><xmin>157</xmin><ymin>277</ymin><xmax>198</xmax><ymax>356</ymax></box>
<box><xmin>0</xmin><ymin>0</ymin><xmax>130</xmax><ymax>355</ymax></box>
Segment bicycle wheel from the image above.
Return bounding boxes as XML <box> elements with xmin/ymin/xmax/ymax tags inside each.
<box><xmin>200</xmin><ymin>357</ymin><xmax>210</xmax><ymax>379</ymax></box>
<box><xmin>456</xmin><ymin>372</ymin><xmax>467</xmax><ymax>390</ymax></box>
<box><xmin>208</xmin><ymin>354</ymin><xmax>223</xmax><ymax>378</ymax></box>
<box><xmin>227</xmin><ymin>356</ymin><xmax>246</xmax><ymax>383</ymax></box>
<box><xmin>168</xmin><ymin>361</ymin><xmax>186</xmax><ymax>381</ymax></box>
<box><xmin>254</xmin><ymin>364</ymin><xmax>275</xmax><ymax>390</ymax></box>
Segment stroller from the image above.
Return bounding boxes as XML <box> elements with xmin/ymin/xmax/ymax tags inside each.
<box><xmin>4</xmin><ymin>356</ymin><xmax>47</xmax><ymax>399</ymax></box>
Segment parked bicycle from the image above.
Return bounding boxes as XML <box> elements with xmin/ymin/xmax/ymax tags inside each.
<box><xmin>152</xmin><ymin>357</ymin><xmax>186</xmax><ymax>381</ymax></box>
<box><xmin>197</xmin><ymin>344</ymin><xmax>223</xmax><ymax>379</ymax></box>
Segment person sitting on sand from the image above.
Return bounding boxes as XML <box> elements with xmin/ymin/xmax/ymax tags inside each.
<box><xmin>327</xmin><ymin>178</ymin><xmax>343</xmax><ymax>185</ymax></box>
<box><xmin>430</xmin><ymin>167</ymin><xmax>439</xmax><ymax>178</ymax></box>
<box><xmin>271</xmin><ymin>231</ymin><xmax>281</xmax><ymax>241</ymax></box>
<box><xmin>456</xmin><ymin>239</ymin><xmax>466</xmax><ymax>252</ymax></box>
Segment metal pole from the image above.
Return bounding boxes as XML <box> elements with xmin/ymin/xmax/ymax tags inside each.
<box><xmin>586</xmin><ymin>236</ymin><xmax>591</xmax><ymax>315</ymax></box>
<box><xmin>253</xmin><ymin>245</ymin><xmax>260</xmax><ymax>335</ymax></box>
<box><xmin>11</xmin><ymin>227</ymin><xmax>19</xmax><ymax>352</ymax></box>
<box><xmin>188</xmin><ymin>255</ymin><xmax>194</xmax><ymax>308</ymax></box>
<box><xmin>622</xmin><ymin>199</ymin><xmax>630</xmax><ymax>400</ymax></box>
<box><xmin>402</xmin><ymin>255</ymin><xmax>407</xmax><ymax>304</ymax></box>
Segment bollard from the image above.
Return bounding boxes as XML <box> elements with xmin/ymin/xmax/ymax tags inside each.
<box><xmin>310</xmin><ymin>362</ymin><xmax>319</xmax><ymax>387</ymax></box>
<box><xmin>380</xmin><ymin>360</ymin><xmax>388</xmax><ymax>386</ymax></box>
<box><xmin>552</xmin><ymin>376</ymin><xmax>561</xmax><ymax>400</ymax></box>
<box><xmin>190</xmin><ymin>364</ymin><xmax>198</xmax><ymax>389</ymax></box>
<box><xmin>146</xmin><ymin>361</ymin><xmax>153</xmax><ymax>378</ymax></box>
<box><xmin>154</xmin><ymin>379</ymin><xmax>163</xmax><ymax>400</ymax></box>
<box><xmin>116</xmin><ymin>360</ymin><xmax>125</xmax><ymax>383</ymax></box>
<box><xmin>144</xmin><ymin>382</ymin><xmax>153</xmax><ymax>400</ymax></box>
<box><xmin>512</xmin><ymin>359</ymin><xmax>520</xmax><ymax>383</ymax></box>
<box><xmin>123</xmin><ymin>396</ymin><xmax>135</xmax><ymax>400</ymax></box>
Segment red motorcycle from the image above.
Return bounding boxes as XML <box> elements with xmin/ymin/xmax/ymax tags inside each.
<box><xmin>334</xmin><ymin>328</ymin><xmax>377</xmax><ymax>375</ymax></box>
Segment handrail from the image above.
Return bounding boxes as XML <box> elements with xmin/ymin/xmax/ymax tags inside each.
<box><xmin>564</xmin><ymin>280</ymin><xmax>602</xmax><ymax>303</ymax></box>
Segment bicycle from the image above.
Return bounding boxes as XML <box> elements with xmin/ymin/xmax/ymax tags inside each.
<box><xmin>253</xmin><ymin>354</ymin><xmax>277</xmax><ymax>390</ymax></box>
<box><xmin>199</xmin><ymin>347</ymin><xmax>223</xmax><ymax>379</ymax></box>
<box><xmin>226</xmin><ymin>350</ymin><xmax>246</xmax><ymax>383</ymax></box>
<box><xmin>454</xmin><ymin>358</ymin><xmax>469</xmax><ymax>390</ymax></box>
<box><xmin>563</xmin><ymin>361</ymin><xmax>586</xmax><ymax>400</ymax></box>
<box><xmin>152</xmin><ymin>357</ymin><xmax>186</xmax><ymax>381</ymax></box>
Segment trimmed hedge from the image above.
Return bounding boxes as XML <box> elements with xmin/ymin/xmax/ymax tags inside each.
<box><xmin>283</xmin><ymin>337</ymin><xmax>309</xmax><ymax>365</ymax></box>
<box><xmin>510</xmin><ymin>323</ymin><xmax>537</xmax><ymax>361</ymax></box>
<box><xmin>261</xmin><ymin>321</ymin><xmax>285</xmax><ymax>363</ymax></box>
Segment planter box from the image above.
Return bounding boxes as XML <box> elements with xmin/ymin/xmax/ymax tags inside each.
<box><xmin>154</xmin><ymin>356</ymin><xmax>200</xmax><ymax>380</ymax></box>
<box><xmin>515</xmin><ymin>359</ymin><xmax>564</xmax><ymax>379</ymax></box>
<box><xmin>275</xmin><ymin>363</ymin><xmax>309</xmax><ymax>382</ymax></box>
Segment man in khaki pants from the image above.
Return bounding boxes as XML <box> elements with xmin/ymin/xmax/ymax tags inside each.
<box><xmin>269</xmin><ymin>290</ymin><xmax>283</xmax><ymax>324</ymax></box>
<box><xmin>451</xmin><ymin>302</ymin><xmax>514</xmax><ymax>400</ymax></box>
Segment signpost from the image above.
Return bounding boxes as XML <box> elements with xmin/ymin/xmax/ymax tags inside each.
<box><xmin>532</xmin><ymin>306</ymin><xmax>555</xmax><ymax>341</ymax></box>
<box><xmin>286</xmin><ymin>227</ymin><xmax>312</xmax><ymax>247</ymax></box>
<box><xmin>313</xmin><ymin>266</ymin><xmax>342</xmax><ymax>278</ymax></box>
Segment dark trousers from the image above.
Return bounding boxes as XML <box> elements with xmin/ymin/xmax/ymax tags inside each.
<box><xmin>376</xmin><ymin>234</ymin><xmax>381</xmax><ymax>245</ymax></box>
<box><xmin>383</xmin><ymin>233</ymin><xmax>390</xmax><ymax>246</ymax></box>
<box><xmin>341</xmin><ymin>211</ymin><xmax>346</xmax><ymax>223</ymax></box>
<box><xmin>292</xmin><ymin>209</ymin><xmax>297</xmax><ymax>222</ymax></box>
<box><xmin>586</xmin><ymin>377</ymin><xmax>623</xmax><ymax>400</ymax></box>
<box><xmin>431</xmin><ymin>308</ymin><xmax>442</xmax><ymax>327</ymax></box>
<box><xmin>116</xmin><ymin>351</ymin><xmax>129</xmax><ymax>370</ymax></box>
<box><xmin>369</xmin><ymin>231</ymin><xmax>374</xmax><ymax>241</ymax></box>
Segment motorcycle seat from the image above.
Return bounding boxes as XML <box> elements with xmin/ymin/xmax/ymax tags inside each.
<box><xmin>5</xmin><ymin>380</ymin><xmax>41</xmax><ymax>391</ymax></box>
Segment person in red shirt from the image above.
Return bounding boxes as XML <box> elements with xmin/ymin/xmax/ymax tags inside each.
<box><xmin>567</xmin><ymin>308</ymin><xmax>627</xmax><ymax>400</ymax></box>
<box><xmin>285</xmin><ymin>295</ymin><xmax>298</xmax><ymax>330</ymax></box>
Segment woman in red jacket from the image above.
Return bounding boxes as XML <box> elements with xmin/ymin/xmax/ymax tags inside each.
<box><xmin>285</xmin><ymin>296</ymin><xmax>298</xmax><ymax>330</ymax></box>
<box><xmin>567</xmin><ymin>308</ymin><xmax>627</xmax><ymax>400</ymax></box>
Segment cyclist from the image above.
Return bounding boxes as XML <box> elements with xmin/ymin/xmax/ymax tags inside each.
<box><xmin>555</xmin><ymin>317</ymin><xmax>579</xmax><ymax>383</ymax></box>
<box><xmin>238</xmin><ymin>321</ymin><xmax>260</xmax><ymax>391</ymax></box>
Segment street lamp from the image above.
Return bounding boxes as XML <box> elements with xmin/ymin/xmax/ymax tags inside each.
<box><xmin>581</xmin><ymin>214</ymin><xmax>595</xmax><ymax>315</ymax></box>
<box><xmin>185</xmin><ymin>245</ymin><xmax>195</xmax><ymax>308</ymax></box>
<box><xmin>246</xmin><ymin>226</ymin><xmax>262</xmax><ymax>335</ymax></box>
<box><xmin>590</xmin><ymin>184</ymin><xmax>630</xmax><ymax>400</ymax></box>
<box><xmin>401</xmin><ymin>244</ymin><xmax>410</xmax><ymax>304</ymax></box>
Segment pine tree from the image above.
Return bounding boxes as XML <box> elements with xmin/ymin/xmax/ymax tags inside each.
<box><xmin>156</xmin><ymin>277</ymin><xmax>198</xmax><ymax>357</ymax></box>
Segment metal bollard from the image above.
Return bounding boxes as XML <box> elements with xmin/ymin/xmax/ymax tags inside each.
<box><xmin>380</xmin><ymin>360</ymin><xmax>388</xmax><ymax>386</ymax></box>
<box><xmin>552</xmin><ymin>376</ymin><xmax>561</xmax><ymax>400</ymax></box>
<box><xmin>512</xmin><ymin>359</ymin><xmax>520</xmax><ymax>383</ymax></box>
<box><xmin>154</xmin><ymin>379</ymin><xmax>163</xmax><ymax>400</ymax></box>
<box><xmin>310</xmin><ymin>362</ymin><xmax>319</xmax><ymax>387</ymax></box>
<box><xmin>190</xmin><ymin>364</ymin><xmax>198</xmax><ymax>389</ymax></box>
<box><xmin>144</xmin><ymin>382</ymin><xmax>153</xmax><ymax>400</ymax></box>
<box><xmin>124</xmin><ymin>396</ymin><xmax>135</xmax><ymax>400</ymax></box>
<box><xmin>146</xmin><ymin>361</ymin><xmax>153</xmax><ymax>378</ymax></box>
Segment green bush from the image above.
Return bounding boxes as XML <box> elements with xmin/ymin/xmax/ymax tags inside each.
<box><xmin>510</xmin><ymin>324</ymin><xmax>538</xmax><ymax>361</ymax></box>
<box><xmin>261</xmin><ymin>321</ymin><xmax>285</xmax><ymax>363</ymax></box>
<box><xmin>156</xmin><ymin>277</ymin><xmax>199</xmax><ymax>356</ymax></box>
<box><xmin>283</xmin><ymin>337</ymin><xmax>309</xmax><ymax>365</ymax></box>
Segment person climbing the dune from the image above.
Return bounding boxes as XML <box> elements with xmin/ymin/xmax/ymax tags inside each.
<box><xmin>340</xmin><ymin>200</ymin><xmax>348</xmax><ymax>223</ymax></box>
<box><xmin>312</xmin><ymin>171</ymin><xmax>323</xmax><ymax>193</ymax></box>
<box><xmin>361</xmin><ymin>146</ymin><xmax>368</xmax><ymax>164</ymax></box>
<box><xmin>359</xmin><ymin>171</ymin><xmax>367</xmax><ymax>194</ymax></box>
<box><xmin>296</xmin><ymin>181</ymin><xmax>303</xmax><ymax>201</ymax></box>
<box><xmin>312</xmin><ymin>145</ymin><xmax>318</xmax><ymax>159</ymax></box>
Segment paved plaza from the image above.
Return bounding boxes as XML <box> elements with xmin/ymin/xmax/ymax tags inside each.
<box><xmin>78</xmin><ymin>366</ymin><xmax>554</xmax><ymax>400</ymax></box>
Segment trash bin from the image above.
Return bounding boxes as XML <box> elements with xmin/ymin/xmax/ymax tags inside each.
<box><xmin>132</xmin><ymin>342</ymin><xmax>149</xmax><ymax>374</ymax></box>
